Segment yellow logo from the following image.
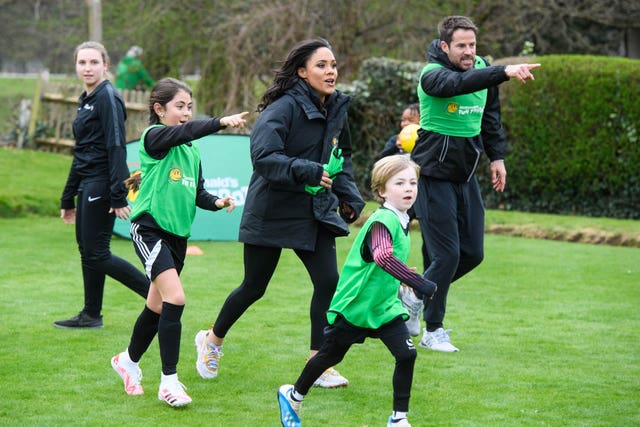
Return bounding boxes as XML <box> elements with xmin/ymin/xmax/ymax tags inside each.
<box><xmin>447</xmin><ymin>103</ymin><xmax>459</xmax><ymax>113</ymax></box>
<box><xmin>169</xmin><ymin>168</ymin><xmax>182</xmax><ymax>181</ymax></box>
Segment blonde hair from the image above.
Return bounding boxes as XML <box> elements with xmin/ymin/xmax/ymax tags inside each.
<box><xmin>74</xmin><ymin>41</ymin><xmax>112</xmax><ymax>80</ymax></box>
<box><xmin>370</xmin><ymin>154</ymin><xmax>420</xmax><ymax>203</ymax></box>
<box><xmin>74</xmin><ymin>41</ymin><xmax>110</xmax><ymax>65</ymax></box>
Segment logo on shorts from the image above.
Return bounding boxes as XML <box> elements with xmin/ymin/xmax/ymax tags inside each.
<box><xmin>447</xmin><ymin>102</ymin><xmax>459</xmax><ymax>113</ymax></box>
<box><xmin>406</xmin><ymin>338</ymin><xmax>415</xmax><ymax>350</ymax></box>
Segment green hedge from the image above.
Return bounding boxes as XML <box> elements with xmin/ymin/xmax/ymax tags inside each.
<box><xmin>343</xmin><ymin>55</ymin><xmax>640</xmax><ymax>219</ymax></box>
<box><xmin>486</xmin><ymin>55</ymin><xmax>640</xmax><ymax>219</ymax></box>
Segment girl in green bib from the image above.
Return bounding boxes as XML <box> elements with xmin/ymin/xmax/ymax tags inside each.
<box><xmin>110</xmin><ymin>78</ymin><xmax>247</xmax><ymax>407</ymax></box>
<box><xmin>278</xmin><ymin>154</ymin><xmax>437</xmax><ymax>427</ymax></box>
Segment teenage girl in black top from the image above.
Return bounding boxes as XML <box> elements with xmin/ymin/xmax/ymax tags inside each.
<box><xmin>54</xmin><ymin>41</ymin><xmax>149</xmax><ymax>329</ymax></box>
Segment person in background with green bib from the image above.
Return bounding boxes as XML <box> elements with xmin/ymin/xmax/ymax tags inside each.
<box><xmin>410</xmin><ymin>15</ymin><xmax>540</xmax><ymax>352</ymax></box>
<box><xmin>278</xmin><ymin>154</ymin><xmax>437</xmax><ymax>427</ymax></box>
<box><xmin>115</xmin><ymin>45</ymin><xmax>154</xmax><ymax>91</ymax></box>
<box><xmin>110</xmin><ymin>77</ymin><xmax>247</xmax><ymax>407</ymax></box>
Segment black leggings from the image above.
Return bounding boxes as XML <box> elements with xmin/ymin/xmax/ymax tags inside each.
<box><xmin>213</xmin><ymin>230</ymin><xmax>338</xmax><ymax>350</ymax></box>
<box><xmin>75</xmin><ymin>179</ymin><xmax>149</xmax><ymax>317</ymax></box>
<box><xmin>295</xmin><ymin>317</ymin><xmax>417</xmax><ymax>412</ymax></box>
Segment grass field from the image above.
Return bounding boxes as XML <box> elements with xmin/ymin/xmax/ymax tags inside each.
<box><xmin>0</xmin><ymin>148</ymin><xmax>639</xmax><ymax>426</ymax></box>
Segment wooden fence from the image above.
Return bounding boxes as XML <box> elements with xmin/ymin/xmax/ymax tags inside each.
<box><xmin>27</xmin><ymin>77</ymin><xmax>149</xmax><ymax>154</ymax></box>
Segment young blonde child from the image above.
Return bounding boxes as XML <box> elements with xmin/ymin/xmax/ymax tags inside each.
<box><xmin>278</xmin><ymin>154</ymin><xmax>437</xmax><ymax>427</ymax></box>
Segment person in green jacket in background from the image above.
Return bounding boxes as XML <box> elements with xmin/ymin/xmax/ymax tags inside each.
<box><xmin>115</xmin><ymin>45</ymin><xmax>154</xmax><ymax>91</ymax></box>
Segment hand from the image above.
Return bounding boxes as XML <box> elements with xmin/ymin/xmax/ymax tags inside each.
<box><xmin>60</xmin><ymin>208</ymin><xmax>76</xmax><ymax>224</ymax></box>
<box><xmin>504</xmin><ymin>63</ymin><xmax>541</xmax><ymax>83</ymax></box>
<box><xmin>339</xmin><ymin>201</ymin><xmax>355</xmax><ymax>221</ymax></box>
<box><xmin>490</xmin><ymin>160</ymin><xmax>507</xmax><ymax>192</ymax></box>
<box><xmin>215</xmin><ymin>196</ymin><xmax>236</xmax><ymax>213</ymax></box>
<box><xmin>319</xmin><ymin>170</ymin><xmax>333</xmax><ymax>189</ymax></box>
<box><xmin>220</xmin><ymin>112</ymin><xmax>249</xmax><ymax>128</ymax></box>
<box><xmin>109</xmin><ymin>205</ymin><xmax>131</xmax><ymax>220</ymax></box>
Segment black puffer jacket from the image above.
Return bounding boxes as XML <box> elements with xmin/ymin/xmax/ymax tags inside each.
<box><xmin>239</xmin><ymin>80</ymin><xmax>365</xmax><ymax>251</ymax></box>
<box><xmin>411</xmin><ymin>39</ymin><xmax>509</xmax><ymax>182</ymax></box>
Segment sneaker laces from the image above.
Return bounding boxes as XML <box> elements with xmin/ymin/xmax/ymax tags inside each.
<box><xmin>433</xmin><ymin>328</ymin><xmax>453</xmax><ymax>343</ymax></box>
<box><xmin>205</xmin><ymin>343</ymin><xmax>223</xmax><ymax>371</ymax></box>
<box><xmin>400</xmin><ymin>288</ymin><xmax>423</xmax><ymax>316</ymax></box>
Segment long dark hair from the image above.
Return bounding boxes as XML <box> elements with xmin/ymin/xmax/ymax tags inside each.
<box><xmin>258</xmin><ymin>38</ymin><xmax>332</xmax><ymax>112</ymax></box>
<box><xmin>147</xmin><ymin>77</ymin><xmax>192</xmax><ymax>125</ymax></box>
<box><xmin>126</xmin><ymin>77</ymin><xmax>193</xmax><ymax>192</ymax></box>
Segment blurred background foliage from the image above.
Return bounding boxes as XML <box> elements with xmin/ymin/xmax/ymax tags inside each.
<box><xmin>1</xmin><ymin>0</ymin><xmax>639</xmax><ymax>218</ymax></box>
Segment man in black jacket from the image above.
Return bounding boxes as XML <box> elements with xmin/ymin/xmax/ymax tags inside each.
<box><xmin>410</xmin><ymin>15</ymin><xmax>540</xmax><ymax>352</ymax></box>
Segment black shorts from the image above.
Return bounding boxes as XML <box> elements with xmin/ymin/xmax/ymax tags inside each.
<box><xmin>325</xmin><ymin>315</ymin><xmax>410</xmax><ymax>347</ymax></box>
<box><xmin>130</xmin><ymin>221</ymin><xmax>187</xmax><ymax>280</ymax></box>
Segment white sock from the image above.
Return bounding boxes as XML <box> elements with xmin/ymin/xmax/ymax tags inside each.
<box><xmin>120</xmin><ymin>349</ymin><xmax>138</xmax><ymax>367</ymax></box>
<box><xmin>291</xmin><ymin>389</ymin><xmax>305</xmax><ymax>402</ymax></box>
<box><xmin>161</xmin><ymin>373</ymin><xmax>178</xmax><ymax>385</ymax></box>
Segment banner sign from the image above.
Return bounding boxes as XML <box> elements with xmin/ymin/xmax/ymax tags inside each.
<box><xmin>113</xmin><ymin>133</ymin><xmax>251</xmax><ymax>241</ymax></box>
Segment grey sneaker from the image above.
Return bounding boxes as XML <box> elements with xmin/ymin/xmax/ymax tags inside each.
<box><xmin>54</xmin><ymin>312</ymin><xmax>103</xmax><ymax>329</ymax></box>
<box><xmin>399</xmin><ymin>286</ymin><xmax>423</xmax><ymax>336</ymax></box>
<box><xmin>419</xmin><ymin>327</ymin><xmax>459</xmax><ymax>352</ymax></box>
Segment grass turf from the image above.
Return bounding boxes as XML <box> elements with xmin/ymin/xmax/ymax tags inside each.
<box><xmin>1</xmin><ymin>148</ymin><xmax>639</xmax><ymax>425</ymax></box>
<box><xmin>0</xmin><ymin>215</ymin><xmax>638</xmax><ymax>426</ymax></box>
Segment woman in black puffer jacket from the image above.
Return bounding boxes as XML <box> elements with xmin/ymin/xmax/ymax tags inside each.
<box><xmin>195</xmin><ymin>38</ymin><xmax>365</xmax><ymax>389</ymax></box>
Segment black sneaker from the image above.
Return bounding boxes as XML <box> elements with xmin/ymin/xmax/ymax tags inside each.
<box><xmin>53</xmin><ymin>312</ymin><xmax>103</xmax><ymax>329</ymax></box>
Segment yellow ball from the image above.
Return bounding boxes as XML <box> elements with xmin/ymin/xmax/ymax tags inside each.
<box><xmin>397</xmin><ymin>124</ymin><xmax>420</xmax><ymax>153</ymax></box>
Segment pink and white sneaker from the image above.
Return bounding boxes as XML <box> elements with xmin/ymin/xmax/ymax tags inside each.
<box><xmin>111</xmin><ymin>352</ymin><xmax>144</xmax><ymax>396</ymax></box>
<box><xmin>158</xmin><ymin>378</ymin><xmax>192</xmax><ymax>407</ymax></box>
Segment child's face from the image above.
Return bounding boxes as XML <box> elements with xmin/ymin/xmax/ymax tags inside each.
<box><xmin>400</xmin><ymin>108</ymin><xmax>419</xmax><ymax>129</ymax></box>
<box><xmin>156</xmin><ymin>89</ymin><xmax>193</xmax><ymax>126</ymax></box>
<box><xmin>379</xmin><ymin>166</ymin><xmax>418</xmax><ymax>214</ymax></box>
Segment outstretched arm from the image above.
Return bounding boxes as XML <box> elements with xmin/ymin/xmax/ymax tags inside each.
<box><xmin>504</xmin><ymin>63</ymin><xmax>541</xmax><ymax>83</ymax></box>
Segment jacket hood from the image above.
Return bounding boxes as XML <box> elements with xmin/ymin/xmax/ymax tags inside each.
<box><xmin>427</xmin><ymin>39</ymin><xmax>455</xmax><ymax>69</ymax></box>
<box><xmin>288</xmin><ymin>79</ymin><xmax>351</xmax><ymax>120</ymax></box>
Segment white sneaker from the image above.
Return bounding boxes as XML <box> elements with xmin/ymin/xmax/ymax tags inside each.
<box><xmin>111</xmin><ymin>352</ymin><xmax>144</xmax><ymax>395</ymax></box>
<box><xmin>398</xmin><ymin>286</ymin><xmax>423</xmax><ymax>336</ymax></box>
<box><xmin>158</xmin><ymin>378</ymin><xmax>192</xmax><ymax>407</ymax></box>
<box><xmin>195</xmin><ymin>330</ymin><xmax>222</xmax><ymax>379</ymax></box>
<box><xmin>419</xmin><ymin>327</ymin><xmax>459</xmax><ymax>352</ymax></box>
<box><xmin>277</xmin><ymin>384</ymin><xmax>302</xmax><ymax>427</ymax></box>
<box><xmin>388</xmin><ymin>416</ymin><xmax>412</xmax><ymax>426</ymax></box>
<box><xmin>313</xmin><ymin>367</ymin><xmax>349</xmax><ymax>388</ymax></box>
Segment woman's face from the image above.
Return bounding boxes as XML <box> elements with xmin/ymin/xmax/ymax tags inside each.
<box><xmin>155</xmin><ymin>89</ymin><xmax>193</xmax><ymax>126</ymax></box>
<box><xmin>297</xmin><ymin>47</ymin><xmax>338</xmax><ymax>103</ymax></box>
<box><xmin>75</xmin><ymin>48</ymin><xmax>107</xmax><ymax>92</ymax></box>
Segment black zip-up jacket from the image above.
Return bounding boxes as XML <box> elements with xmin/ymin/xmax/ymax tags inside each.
<box><xmin>239</xmin><ymin>80</ymin><xmax>365</xmax><ymax>251</ymax></box>
<box><xmin>60</xmin><ymin>80</ymin><xmax>130</xmax><ymax>209</ymax></box>
<box><xmin>411</xmin><ymin>39</ymin><xmax>509</xmax><ymax>182</ymax></box>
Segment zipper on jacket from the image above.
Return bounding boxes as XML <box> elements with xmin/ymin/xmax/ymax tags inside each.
<box><xmin>438</xmin><ymin>135</ymin><xmax>449</xmax><ymax>163</ymax></box>
<box><xmin>466</xmin><ymin>145</ymin><xmax>482</xmax><ymax>182</ymax></box>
